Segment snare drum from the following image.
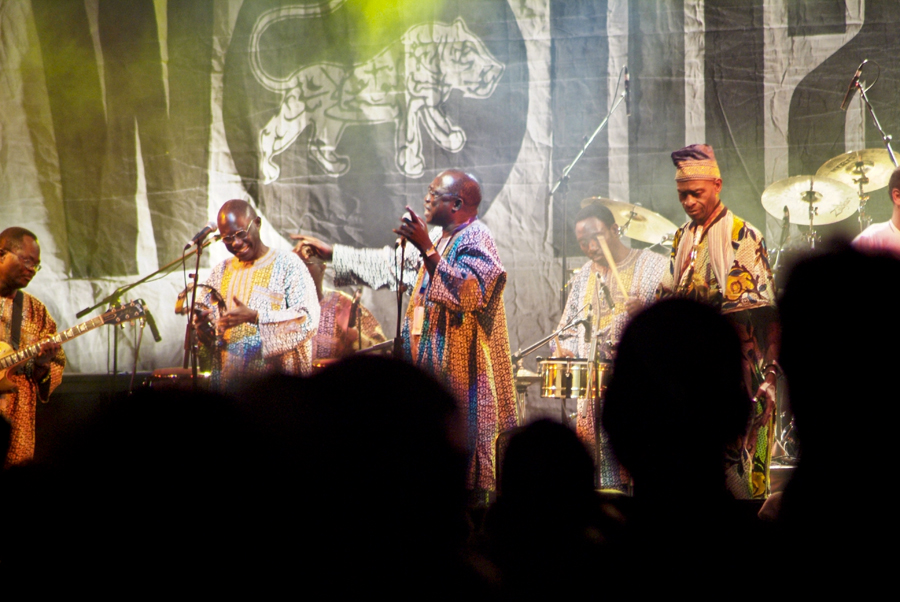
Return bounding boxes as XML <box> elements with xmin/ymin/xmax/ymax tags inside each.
<box><xmin>539</xmin><ymin>358</ymin><xmax>612</xmax><ymax>399</ymax></box>
<box><xmin>539</xmin><ymin>358</ymin><xmax>575</xmax><ymax>398</ymax></box>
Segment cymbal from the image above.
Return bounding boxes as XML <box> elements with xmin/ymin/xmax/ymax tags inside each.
<box><xmin>581</xmin><ymin>197</ymin><xmax>678</xmax><ymax>245</ymax></box>
<box><xmin>816</xmin><ymin>149</ymin><xmax>895</xmax><ymax>192</ymax></box>
<box><xmin>761</xmin><ymin>176</ymin><xmax>858</xmax><ymax>226</ymax></box>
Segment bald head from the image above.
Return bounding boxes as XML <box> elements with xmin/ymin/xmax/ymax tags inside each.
<box><xmin>438</xmin><ymin>169</ymin><xmax>482</xmax><ymax>209</ymax></box>
<box><xmin>423</xmin><ymin>170</ymin><xmax>483</xmax><ymax>231</ymax></box>
<box><xmin>217</xmin><ymin>199</ymin><xmax>267</xmax><ymax>262</ymax></box>
<box><xmin>218</xmin><ymin>199</ymin><xmax>257</xmax><ymax>226</ymax></box>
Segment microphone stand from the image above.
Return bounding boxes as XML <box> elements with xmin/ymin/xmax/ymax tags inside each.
<box><xmin>393</xmin><ymin>240</ymin><xmax>407</xmax><ymax>360</ymax></box>
<box><xmin>853</xmin><ymin>65</ymin><xmax>897</xmax><ymax>231</ymax></box>
<box><xmin>853</xmin><ymin>65</ymin><xmax>898</xmax><ymax>169</ymax></box>
<box><xmin>510</xmin><ymin>304</ymin><xmax>591</xmax><ymax>366</ymax></box>
<box><xmin>548</xmin><ymin>68</ymin><xmax>628</xmax><ymax>312</ymax></box>
<box><xmin>76</xmin><ymin>236</ymin><xmax>219</xmax><ymax>383</ymax></box>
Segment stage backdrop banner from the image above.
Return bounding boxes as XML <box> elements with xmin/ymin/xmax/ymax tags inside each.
<box><xmin>1</xmin><ymin>0</ymin><xmax>897</xmax><ymax>375</ymax></box>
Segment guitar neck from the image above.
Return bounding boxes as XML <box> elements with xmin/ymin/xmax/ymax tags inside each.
<box><xmin>0</xmin><ymin>313</ymin><xmax>109</xmax><ymax>371</ymax></box>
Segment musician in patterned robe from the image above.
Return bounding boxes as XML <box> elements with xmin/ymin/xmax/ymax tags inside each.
<box><xmin>656</xmin><ymin>144</ymin><xmax>780</xmax><ymax>499</ymax></box>
<box><xmin>551</xmin><ymin>203</ymin><xmax>667</xmax><ymax>490</ymax></box>
<box><xmin>293</xmin><ymin>170</ymin><xmax>518</xmax><ymax>493</ymax></box>
<box><xmin>198</xmin><ymin>201</ymin><xmax>319</xmax><ymax>390</ymax></box>
<box><xmin>0</xmin><ymin>228</ymin><xmax>65</xmax><ymax>466</ymax></box>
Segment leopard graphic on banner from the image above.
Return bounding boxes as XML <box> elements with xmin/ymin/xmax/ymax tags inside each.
<box><xmin>251</xmin><ymin>13</ymin><xmax>505</xmax><ymax>181</ymax></box>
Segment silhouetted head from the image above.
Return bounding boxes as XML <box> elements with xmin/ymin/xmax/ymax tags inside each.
<box><xmin>603</xmin><ymin>299</ymin><xmax>750</xmax><ymax>492</ymax></box>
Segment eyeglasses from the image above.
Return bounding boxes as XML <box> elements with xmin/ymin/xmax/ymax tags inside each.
<box><xmin>426</xmin><ymin>188</ymin><xmax>461</xmax><ymax>204</ymax></box>
<box><xmin>221</xmin><ymin>220</ymin><xmax>256</xmax><ymax>245</ymax></box>
<box><xmin>1</xmin><ymin>248</ymin><xmax>41</xmax><ymax>272</ymax></box>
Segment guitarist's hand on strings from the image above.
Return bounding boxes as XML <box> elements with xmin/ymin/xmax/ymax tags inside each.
<box><xmin>34</xmin><ymin>341</ymin><xmax>60</xmax><ymax>367</ymax></box>
<box><xmin>31</xmin><ymin>340</ymin><xmax>60</xmax><ymax>382</ymax></box>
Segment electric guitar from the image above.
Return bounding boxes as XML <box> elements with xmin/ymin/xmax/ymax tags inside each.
<box><xmin>0</xmin><ymin>300</ymin><xmax>146</xmax><ymax>392</ymax></box>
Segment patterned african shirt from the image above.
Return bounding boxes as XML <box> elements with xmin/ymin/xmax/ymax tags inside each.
<box><xmin>313</xmin><ymin>290</ymin><xmax>386</xmax><ymax>360</ymax></box>
<box><xmin>551</xmin><ymin>249</ymin><xmax>667</xmax><ymax>490</ymax></box>
<box><xmin>658</xmin><ymin>208</ymin><xmax>779</xmax><ymax>499</ymax></box>
<box><xmin>203</xmin><ymin>248</ymin><xmax>319</xmax><ymax>390</ymax></box>
<box><xmin>333</xmin><ymin>220</ymin><xmax>518</xmax><ymax>491</ymax></box>
<box><xmin>0</xmin><ymin>291</ymin><xmax>65</xmax><ymax>466</ymax></box>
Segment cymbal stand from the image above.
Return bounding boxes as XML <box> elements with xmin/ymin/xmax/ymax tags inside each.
<box><xmin>802</xmin><ymin>184</ymin><xmax>820</xmax><ymax>249</ymax></box>
<box><xmin>854</xmin><ymin>166</ymin><xmax>872</xmax><ymax>232</ymax></box>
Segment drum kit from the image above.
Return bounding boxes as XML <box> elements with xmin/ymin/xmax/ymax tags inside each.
<box><xmin>512</xmin><ymin>197</ymin><xmax>678</xmax><ymax>425</ymax></box>
<box><xmin>518</xmin><ymin>148</ymin><xmax>897</xmax><ymax>460</ymax></box>
<box><xmin>763</xmin><ymin>148</ymin><xmax>896</xmax><ymax>271</ymax></box>
<box><xmin>753</xmin><ymin>148</ymin><xmax>897</xmax><ymax>462</ymax></box>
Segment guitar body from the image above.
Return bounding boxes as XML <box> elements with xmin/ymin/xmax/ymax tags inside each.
<box><xmin>0</xmin><ymin>340</ymin><xmax>23</xmax><ymax>393</ymax></box>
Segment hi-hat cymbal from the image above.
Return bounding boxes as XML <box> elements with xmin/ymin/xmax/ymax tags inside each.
<box><xmin>581</xmin><ymin>197</ymin><xmax>677</xmax><ymax>245</ymax></box>
<box><xmin>761</xmin><ymin>176</ymin><xmax>858</xmax><ymax>226</ymax></box>
<box><xmin>816</xmin><ymin>149</ymin><xmax>895</xmax><ymax>192</ymax></box>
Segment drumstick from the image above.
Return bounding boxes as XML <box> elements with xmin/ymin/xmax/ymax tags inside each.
<box><xmin>553</xmin><ymin>335</ymin><xmax>563</xmax><ymax>356</ymax></box>
<box><xmin>597</xmin><ymin>237</ymin><xmax>630</xmax><ymax>301</ymax></box>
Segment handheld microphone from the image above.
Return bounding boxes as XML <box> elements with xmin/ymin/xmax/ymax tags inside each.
<box><xmin>840</xmin><ymin>59</ymin><xmax>867</xmax><ymax>111</ymax></box>
<box><xmin>185</xmin><ymin>221</ymin><xmax>217</xmax><ymax>250</ymax></box>
<box><xmin>395</xmin><ymin>211</ymin><xmax>413</xmax><ymax>248</ymax></box>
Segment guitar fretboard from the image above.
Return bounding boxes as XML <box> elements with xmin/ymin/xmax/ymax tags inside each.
<box><xmin>0</xmin><ymin>303</ymin><xmax>143</xmax><ymax>370</ymax></box>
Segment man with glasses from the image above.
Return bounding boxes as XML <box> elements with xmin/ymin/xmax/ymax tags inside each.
<box><xmin>0</xmin><ymin>227</ymin><xmax>65</xmax><ymax>465</ymax></box>
<box><xmin>292</xmin><ymin>170</ymin><xmax>517</xmax><ymax>496</ymax></box>
<box><xmin>196</xmin><ymin>200</ymin><xmax>319</xmax><ymax>389</ymax></box>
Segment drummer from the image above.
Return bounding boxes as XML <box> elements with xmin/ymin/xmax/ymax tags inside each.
<box><xmin>551</xmin><ymin>201</ymin><xmax>667</xmax><ymax>490</ymax></box>
<box><xmin>853</xmin><ymin>166</ymin><xmax>900</xmax><ymax>258</ymax></box>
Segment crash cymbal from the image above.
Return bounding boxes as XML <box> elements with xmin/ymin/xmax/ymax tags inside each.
<box><xmin>581</xmin><ymin>197</ymin><xmax>678</xmax><ymax>245</ymax></box>
<box><xmin>816</xmin><ymin>149</ymin><xmax>895</xmax><ymax>192</ymax></box>
<box><xmin>761</xmin><ymin>176</ymin><xmax>858</xmax><ymax>226</ymax></box>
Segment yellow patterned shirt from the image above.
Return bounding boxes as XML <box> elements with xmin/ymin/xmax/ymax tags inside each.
<box><xmin>203</xmin><ymin>248</ymin><xmax>319</xmax><ymax>389</ymax></box>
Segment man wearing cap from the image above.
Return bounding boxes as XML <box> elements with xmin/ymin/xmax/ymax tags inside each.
<box><xmin>552</xmin><ymin>202</ymin><xmax>667</xmax><ymax>491</ymax></box>
<box><xmin>657</xmin><ymin>144</ymin><xmax>780</xmax><ymax>499</ymax></box>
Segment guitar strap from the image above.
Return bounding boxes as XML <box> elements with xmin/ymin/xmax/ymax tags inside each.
<box><xmin>10</xmin><ymin>290</ymin><xmax>24</xmax><ymax>350</ymax></box>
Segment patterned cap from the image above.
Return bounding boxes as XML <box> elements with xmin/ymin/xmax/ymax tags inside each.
<box><xmin>672</xmin><ymin>144</ymin><xmax>721</xmax><ymax>182</ymax></box>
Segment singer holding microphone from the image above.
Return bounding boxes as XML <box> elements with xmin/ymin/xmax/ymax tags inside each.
<box><xmin>550</xmin><ymin>201</ymin><xmax>666</xmax><ymax>490</ymax></box>
<box><xmin>291</xmin><ymin>169</ymin><xmax>517</xmax><ymax>496</ymax></box>
<box><xmin>194</xmin><ymin>199</ymin><xmax>319</xmax><ymax>389</ymax></box>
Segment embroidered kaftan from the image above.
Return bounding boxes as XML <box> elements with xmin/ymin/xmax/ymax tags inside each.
<box><xmin>657</xmin><ymin>208</ymin><xmax>778</xmax><ymax>499</ymax></box>
<box><xmin>0</xmin><ymin>291</ymin><xmax>65</xmax><ymax>466</ymax></box>
<box><xmin>551</xmin><ymin>249</ymin><xmax>667</xmax><ymax>490</ymax></box>
<box><xmin>333</xmin><ymin>220</ymin><xmax>518</xmax><ymax>491</ymax></box>
<box><xmin>203</xmin><ymin>248</ymin><xmax>319</xmax><ymax>389</ymax></box>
